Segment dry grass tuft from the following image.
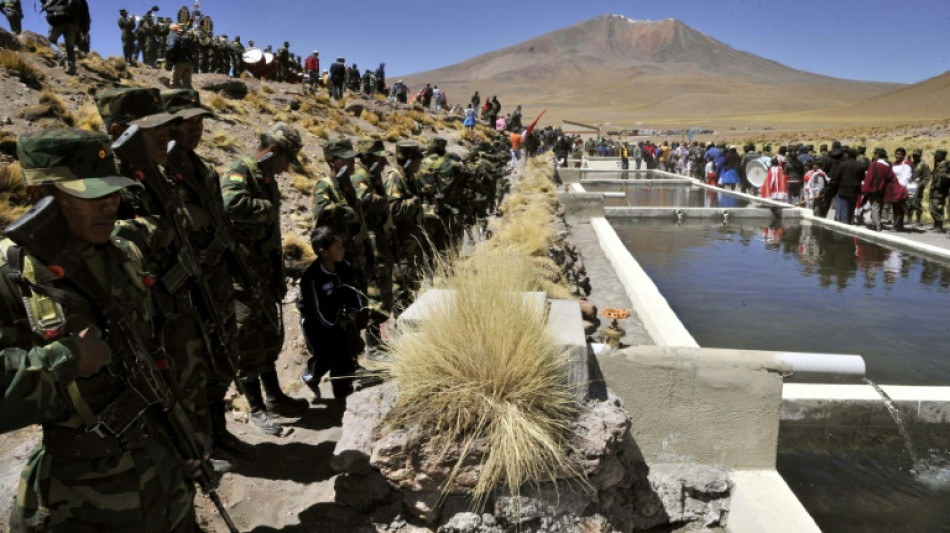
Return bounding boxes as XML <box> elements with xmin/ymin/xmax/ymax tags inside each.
<box><xmin>360</xmin><ymin>110</ymin><xmax>380</xmax><ymax>126</ymax></box>
<box><xmin>259</xmin><ymin>84</ymin><xmax>275</xmax><ymax>95</ymax></box>
<box><xmin>407</xmin><ymin>109</ymin><xmax>433</xmax><ymax>126</ymax></box>
<box><xmin>282</xmin><ymin>232</ymin><xmax>316</xmax><ymax>263</ymax></box>
<box><xmin>0</xmin><ymin>50</ymin><xmax>45</xmax><ymax>89</ymax></box>
<box><xmin>0</xmin><ymin>161</ymin><xmax>30</xmax><ymax>229</ymax></box>
<box><xmin>383</xmin><ymin>125</ymin><xmax>409</xmax><ymax>142</ymax></box>
<box><xmin>206</xmin><ymin>93</ymin><xmax>246</xmax><ymax>115</ymax></box>
<box><xmin>314</xmin><ymin>93</ymin><xmax>331</xmax><ymax>106</ymax></box>
<box><xmin>384</xmin><ymin>249</ymin><xmax>581</xmax><ymax>505</ymax></box>
<box><xmin>245</xmin><ymin>89</ymin><xmax>278</xmax><ymax>115</ymax></box>
<box><xmin>203</xmin><ymin>130</ymin><xmax>239</xmax><ymax>152</ymax></box>
<box><xmin>75</xmin><ymin>102</ymin><xmax>103</xmax><ymax>131</ymax></box>
<box><xmin>292</xmin><ymin>174</ymin><xmax>315</xmax><ymax>195</ymax></box>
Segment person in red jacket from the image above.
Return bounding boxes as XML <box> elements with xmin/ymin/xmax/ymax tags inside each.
<box><xmin>305</xmin><ymin>50</ymin><xmax>320</xmax><ymax>93</ymax></box>
<box><xmin>861</xmin><ymin>148</ymin><xmax>904</xmax><ymax>232</ymax></box>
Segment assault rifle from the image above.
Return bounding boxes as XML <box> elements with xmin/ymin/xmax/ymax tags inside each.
<box><xmin>113</xmin><ymin>126</ymin><xmax>247</xmax><ymax>379</ymax></box>
<box><xmin>5</xmin><ymin>197</ymin><xmax>240</xmax><ymax>533</ymax></box>
<box><xmin>256</xmin><ymin>152</ymin><xmax>286</xmax><ymax>335</ymax></box>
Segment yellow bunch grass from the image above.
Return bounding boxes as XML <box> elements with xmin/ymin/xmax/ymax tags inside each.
<box><xmin>0</xmin><ymin>50</ymin><xmax>45</xmax><ymax>88</ymax></box>
<box><xmin>383</xmin><ymin>249</ymin><xmax>581</xmax><ymax>505</ymax></box>
<box><xmin>206</xmin><ymin>93</ymin><xmax>246</xmax><ymax>115</ymax></box>
<box><xmin>282</xmin><ymin>232</ymin><xmax>315</xmax><ymax>263</ymax></box>
<box><xmin>0</xmin><ymin>162</ymin><xmax>29</xmax><ymax>229</ymax></box>
<box><xmin>204</xmin><ymin>130</ymin><xmax>239</xmax><ymax>152</ymax></box>
<box><xmin>292</xmin><ymin>174</ymin><xmax>314</xmax><ymax>195</ymax></box>
<box><xmin>360</xmin><ymin>109</ymin><xmax>380</xmax><ymax>126</ymax></box>
<box><xmin>76</xmin><ymin>102</ymin><xmax>103</xmax><ymax>131</ymax></box>
<box><xmin>383</xmin><ymin>125</ymin><xmax>409</xmax><ymax>142</ymax></box>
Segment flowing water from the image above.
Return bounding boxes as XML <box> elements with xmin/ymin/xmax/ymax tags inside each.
<box><xmin>611</xmin><ymin>218</ymin><xmax>950</xmax><ymax>531</ymax></box>
<box><xmin>863</xmin><ymin>378</ymin><xmax>920</xmax><ymax>466</ymax></box>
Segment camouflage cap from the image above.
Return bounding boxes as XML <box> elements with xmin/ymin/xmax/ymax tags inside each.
<box><xmin>395</xmin><ymin>141</ymin><xmax>422</xmax><ymax>160</ymax></box>
<box><xmin>263</xmin><ymin>122</ymin><xmax>302</xmax><ymax>164</ymax></box>
<box><xmin>323</xmin><ymin>137</ymin><xmax>356</xmax><ymax>160</ymax></box>
<box><xmin>96</xmin><ymin>88</ymin><xmax>181</xmax><ymax>131</ymax></box>
<box><xmin>428</xmin><ymin>136</ymin><xmax>447</xmax><ymax>152</ymax></box>
<box><xmin>17</xmin><ymin>129</ymin><xmax>142</xmax><ymax>199</ymax></box>
<box><xmin>160</xmin><ymin>89</ymin><xmax>213</xmax><ymax>120</ymax></box>
<box><xmin>356</xmin><ymin>138</ymin><xmax>387</xmax><ymax>157</ymax></box>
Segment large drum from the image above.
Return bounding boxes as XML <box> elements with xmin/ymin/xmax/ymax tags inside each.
<box><xmin>744</xmin><ymin>155</ymin><xmax>772</xmax><ymax>188</ymax></box>
<box><xmin>262</xmin><ymin>52</ymin><xmax>277</xmax><ymax>77</ymax></box>
<box><xmin>242</xmin><ymin>47</ymin><xmax>266</xmax><ymax>76</ymax></box>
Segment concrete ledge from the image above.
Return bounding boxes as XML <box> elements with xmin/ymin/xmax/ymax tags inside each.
<box><xmin>557</xmin><ymin>192</ymin><xmax>604</xmax><ymax>218</ymax></box>
<box><xmin>577</xmin><ymin>177</ymin><xmax>695</xmax><ymax>185</ymax></box>
<box><xmin>596</xmin><ymin>346</ymin><xmax>782</xmax><ymax>469</ymax></box>
<box><xmin>728</xmin><ymin>470</ymin><xmax>820</xmax><ymax>533</ymax></box>
<box><xmin>604</xmin><ymin>207</ymin><xmax>782</xmax><ymax>220</ymax></box>
<box><xmin>589</xmin><ymin>217</ymin><xmax>697</xmax><ymax>347</ymax></box>
<box><xmin>545</xmin><ymin>299</ymin><xmax>589</xmax><ymax>400</ymax></box>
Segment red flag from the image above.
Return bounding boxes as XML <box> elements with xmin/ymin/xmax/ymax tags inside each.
<box><xmin>523</xmin><ymin>109</ymin><xmax>547</xmax><ymax>138</ymax></box>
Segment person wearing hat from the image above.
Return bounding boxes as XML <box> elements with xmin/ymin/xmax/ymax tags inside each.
<box><xmin>117</xmin><ymin>8</ymin><xmax>137</xmax><ymax>63</ymax></box>
<box><xmin>229</xmin><ymin>35</ymin><xmax>244</xmax><ymax>78</ymax></box>
<box><xmin>219</xmin><ymin>123</ymin><xmax>308</xmax><ymax>434</ymax></box>
<box><xmin>2</xmin><ymin>128</ymin><xmax>196</xmax><ymax>531</ymax></box>
<box><xmin>166</xmin><ymin>23</ymin><xmax>196</xmax><ymax>89</ymax></box>
<box><xmin>929</xmin><ymin>149</ymin><xmax>950</xmax><ymax>231</ymax></box>
<box><xmin>160</xmin><ymin>90</ymin><xmax>257</xmax><ymax>463</ymax></box>
<box><xmin>312</xmin><ymin>137</ymin><xmax>369</xmax><ymax>293</ymax></box>
<box><xmin>908</xmin><ymin>148</ymin><xmax>931</xmax><ymax>226</ymax></box>
<box><xmin>416</xmin><ymin>136</ymin><xmax>462</xmax><ymax>255</ymax></box>
<box><xmin>305</xmin><ymin>50</ymin><xmax>320</xmax><ymax>93</ymax></box>
<box><xmin>385</xmin><ymin>140</ymin><xmax>425</xmax><ymax>307</ymax></box>
<box><xmin>352</xmin><ymin>138</ymin><xmax>393</xmax><ymax>356</ymax></box>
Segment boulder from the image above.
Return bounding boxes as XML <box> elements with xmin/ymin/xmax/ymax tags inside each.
<box><xmin>344</xmin><ymin>101</ymin><xmax>365</xmax><ymax>117</ymax></box>
<box><xmin>201</xmin><ymin>79</ymin><xmax>248</xmax><ymax>99</ymax></box>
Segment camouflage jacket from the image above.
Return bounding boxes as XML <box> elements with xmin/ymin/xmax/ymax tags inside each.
<box><xmin>351</xmin><ymin>164</ymin><xmax>389</xmax><ymax>231</ymax></box>
<box><xmin>312</xmin><ymin>174</ymin><xmax>366</xmax><ymax>242</ymax></box>
<box><xmin>384</xmin><ymin>167</ymin><xmax>421</xmax><ymax>230</ymax></box>
<box><xmin>914</xmin><ymin>160</ymin><xmax>931</xmax><ymax>187</ymax></box>
<box><xmin>220</xmin><ymin>156</ymin><xmax>280</xmax><ymax>246</ymax></box>
<box><xmin>118</xmin><ymin>15</ymin><xmax>135</xmax><ymax>37</ymax></box>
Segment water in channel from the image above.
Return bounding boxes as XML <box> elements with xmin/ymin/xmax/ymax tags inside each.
<box><xmin>581</xmin><ymin>182</ymin><xmax>753</xmax><ymax>208</ymax></box>
<box><xmin>611</xmin><ymin>218</ymin><xmax>950</xmax><ymax>532</ymax></box>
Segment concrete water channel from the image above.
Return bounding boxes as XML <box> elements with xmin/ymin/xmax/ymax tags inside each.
<box><xmin>559</xmin><ymin>160</ymin><xmax>950</xmax><ymax>532</ymax></box>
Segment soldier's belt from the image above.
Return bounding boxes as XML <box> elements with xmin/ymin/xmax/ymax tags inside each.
<box><xmin>42</xmin><ymin>418</ymin><xmax>151</xmax><ymax>459</ymax></box>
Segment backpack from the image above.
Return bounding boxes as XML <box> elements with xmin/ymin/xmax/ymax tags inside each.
<box><xmin>43</xmin><ymin>0</ymin><xmax>76</xmax><ymax>22</ymax></box>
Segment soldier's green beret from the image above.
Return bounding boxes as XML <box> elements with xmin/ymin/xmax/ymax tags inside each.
<box><xmin>263</xmin><ymin>122</ymin><xmax>302</xmax><ymax>164</ymax></box>
<box><xmin>356</xmin><ymin>138</ymin><xmax>387</xmax><ymax>157</ymax></box>
<box><xmin>428</xmin><ymin>137</ymin><xmax>447</xmax><ymax>151</ymax></box>
<box><xmin>160</xmin><ymin>89</ymin><xmax>213</xmax><ymax>120</ymax></box>
<box><xmin>96</xmin><ymin>88</ymin><xmax>181</xmax><ymax>131</ymax></box>
<box><xmin>323</xmin><ymin>137</ymin><xmax>356</xmax><ymax>160</ymax></box>
<box><xmin>395</xmin><ymin>141</ymin><xmax>421</xmax><ymax>160</ymax></box>
<box><xmin>17</xmin><ymin>129</ymin><xmax>142</xmax><ymax>199</ymax></box>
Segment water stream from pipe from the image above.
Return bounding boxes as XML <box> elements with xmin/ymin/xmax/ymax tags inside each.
<box><xmin>863</xmin><ymin>378</ymin><xmax>919</xmax><ymax>468</ymax></box>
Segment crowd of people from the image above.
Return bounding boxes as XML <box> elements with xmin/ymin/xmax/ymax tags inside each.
<box><xmin>0</xmin><ymin>8</ymin><xmax>529</xmax><ymax>529</ymax></box>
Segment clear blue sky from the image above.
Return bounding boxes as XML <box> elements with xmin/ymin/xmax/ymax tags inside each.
<box><xmin>10</xmin><ymin>0</ymin><xmax>949</xmax><ymax>84</ymax></box>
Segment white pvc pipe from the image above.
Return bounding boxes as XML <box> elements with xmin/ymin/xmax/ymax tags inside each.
<box><xmin>603</xmin><ymin>192</ymin><xmax>626</xmax><ymax>198</ymax></box>
<box><xmin>775</xmin><ymin>352</ymin><xmax>866</xmax><ymax>376</ymax></box>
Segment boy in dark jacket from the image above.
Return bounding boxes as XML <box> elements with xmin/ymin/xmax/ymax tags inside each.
<box><xmin>298</xmin><ymin>226</ymin><xmax>366</xmax><ymax>401</ymax></box>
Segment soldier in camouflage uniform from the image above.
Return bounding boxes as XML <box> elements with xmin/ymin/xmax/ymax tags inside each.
<box><xmin>230</xmin><ymin>35</ymin><xmax>244</xmax><ymax>78</ymax></box>
<box><xmin>117</xmin><ymin>9</ymin><xmax>136</xmax><ymax>64</ymax></box>
<box><xmin>276</xmin><ymin>41</ymin><xmax>290</xmax><ymax>82</ymax></box>
<box><xmin>2</xmin><ymin>129</ymin><xmax>195</xmax><ymax>532</ymax></box>
<box><xmin>416</xmin><ymin>137</ymin><xmax>462</xmax><ymax>257</ymax></box>
<box><xmin>143</xmin><ymin>13</ymin><xmax>160</xmax><ymax>67</ymax></box>
<box><xmin>197</xmin><ymin>31</ymin><xmax>212</xmax><ymax>73</ymax></box>
<box><xmin>155</xmin><ymin>17</ymin><xmax>170</xmax><ymax>67</ymax></box>
<box><xmin>95</xmin><ymin>88</ymin><xmax>219</xmax><ymax>455</ymax></box>
<box><xmin>353</xmin><ymin>138</ymin><xmax>394</xmax><ymax>353</ymax></box>
<box><xmin>215</xmin><ymin>35</ymin><xmax>229</xmax><ymax>74</ymax></box>
<box><xmin>312</xmin><ymin>138</ymin><xmax>371</xmax><ymax>292</ymax></box>
<box><xmin>385</xmin><ymin>141</ymin><xmax>425</xmax><ymax>308</ymax></box>
<box><xmin>220</xmin><ymin>123</ymin><xmax>309</xmax><ymax>435</ymax></box>
<box><xmin>929</xmin><ymin>149</ymin><xmax>950</xmax><ymax>231</ymax></box>
<box><xmin>908</xmin><ymin>148</ymin><xmax>931</xmax><ymax>226</ymax></box>
<box><xmin>160</xmin><ymin>89</ymin><xmax>257</xmax><ymax>463</ymax></box>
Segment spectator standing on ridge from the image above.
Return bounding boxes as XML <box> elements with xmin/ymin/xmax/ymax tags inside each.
<box><xmin>305</xmin><ymin>50</ymin><xmax>320</xmax><ymax>93</ymax></box>
<box><xmin>2</xmin><ymin>0</ymin><xmax>22</xmax><ymax>34</ymax></box>
<box><xmin>463</xmin><ymin>103</ymin><xmax>476</xmax><ymax>130</ymax></box>
<box><xmin>489</xmin><ymin>96</ymin><xmax>501</xmax><ymax>127</ymax></box>
<box><xmin>117</xmin><ymin>8</ymin><xmax>136</xmax><ymax>63</ymax></box>
<box><xmin>166</xmin><ymin>24</ymin><xmax>195</xmax><ymax>89</ymax></box>
<box><xmin>41</xmin><ymin>0</ymin><xmax>85</xmax><ymax>75</ymax></box>
<box><xmin>471</xmin><ymin>91</ymin><xmax>480</xmax><ymax>114</ymax></box>
<box><xmin>329</xmin><ymin>56</ymin><xmax>346</xmax><ymax>99</ymax></box>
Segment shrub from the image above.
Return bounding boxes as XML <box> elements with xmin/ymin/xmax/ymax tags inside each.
<box><xmin>0</xmin><ymin>50</ymin><xmax>45</xmax><ymax>89</ymax></box>
<box><xmin>0</xmin><ymin>161</ymin><xmax>29</xmax><ymax>229</ymax></box>
<box><xmin>76</xmin><ymin>102</ymin><xmax>103</xmax><ymax>131</ymax></box>
<box><xmin>292</xmin><ymin>174</ymin><xmax>314</xmax><ymax>195</ymax></box>
<box><xmin>204</xmin><ymin>130</ymin><xmax>239</xmax><ymax>152</ymax></box>
<box><xmin>360</xmin><ymin>109</ymin><xmax>380</xmax><ymax>126</ymax></box>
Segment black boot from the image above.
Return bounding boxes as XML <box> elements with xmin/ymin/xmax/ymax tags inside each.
<box><xmin>261</xmin><ymin>370</ymin><xmax>309</xmax><ymax>416</ymax></box>
<box><xmin>210</xmin><ymin>399</ymin><xmax>257</xmax><ymax>459</ymax></box>
<box><xmin>243</xmin><ymin>378</ymin><xmax>284</xmax><ymax>436</ymax></box>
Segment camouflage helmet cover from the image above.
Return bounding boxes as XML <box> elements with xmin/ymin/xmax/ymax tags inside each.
<box><xmin>395</xmin><ymin>141</ymin><xmax>422</xmax><ymax>160</ymax></box>
<box><xmin>262</xmin><ymin>122</ymin><xmax>302</xmax><ymax>164</ymax></box>
<box><xmin>356</xmin><ymin>138</ymin><xmax>387</xmax><ymax>157</ymax></box>
<box><xmin>17</xmin><ymin>129</ymin><xmax>142</xmax><ymax>199</ymax></box>
<box><xmin>323</xmin><ymin>137</ymin><xmax>357</xmax><ymax>160</ymax></box>
<box><xmin>96</xmin><ymin>88</ymin><xmax>181</xmax><ymax>130</ymax></box>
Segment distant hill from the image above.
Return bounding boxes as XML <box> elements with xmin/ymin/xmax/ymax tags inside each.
<box><xmin>814</xmin><ymin>70</ymin><xmax>950</xmax><ymax>123</ymax></box>
<box><xmin>402</xmin><ymin>15</ymin><xmax>904</xmax><ymax>128</ymax></box>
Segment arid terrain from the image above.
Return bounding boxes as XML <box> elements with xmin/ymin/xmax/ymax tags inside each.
<box><xmin>1</xmin><ymin>14</ymin><xmax>949</xmax><ymax>532</ymax></box>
